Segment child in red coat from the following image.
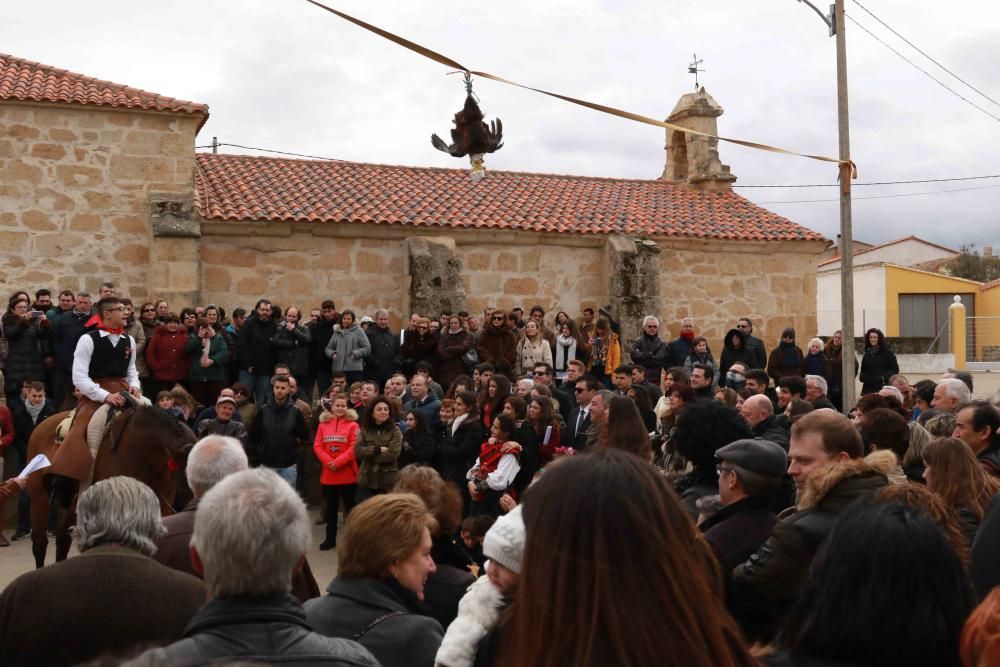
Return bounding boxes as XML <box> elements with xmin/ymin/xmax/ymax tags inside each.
<box><xmin>313</xmin><ymin>394</ymin><xmax>359</xmax><ymax>551</ymax></box>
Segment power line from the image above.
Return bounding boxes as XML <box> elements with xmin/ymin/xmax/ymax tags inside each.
<box><xmin>195</xmin><ymin>142</ymin><xmax>345</xmax><ymax>162</ymax></box>
<box><xmin>755</xmin><ymin>182</ymin><xmax>1000</xmax><ymax>204</ymax></box>
<box><xmin>735</xmin><ymin>174</ymin><xmax>1000</xmax><ymax>188</ymax></box>
<box><xmin>851</xmin><ymin>0</ymin><xmax>1000</xmax><ymax>110</ymax></box>
<box><xmin>846</xmin><ymin>13</ymin><xmax>1000</xmax><ymax>123</ymax></box>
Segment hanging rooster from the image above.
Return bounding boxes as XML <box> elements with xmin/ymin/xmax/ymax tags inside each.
<box><xmin>431</xmin><ymin>89</ymin><xmax>503</xmax><ymax>180</ymax></box>
<box><xmin>431</xmin><ymin>94</ymin><xmax>504</xmax><ymax>157</ymax></box>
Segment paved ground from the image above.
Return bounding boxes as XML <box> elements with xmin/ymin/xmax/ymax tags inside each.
<box><xmin>0</xmin><ymin>506</ymin><xmax>339</xmax><ymax>592</ymax></box>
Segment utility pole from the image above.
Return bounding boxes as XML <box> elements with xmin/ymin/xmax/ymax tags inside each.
<box><xmin>834</xmin><ymin>0</ymin><xmax>856</xmax><ymax>415</ymax></box>
<box><xmin>796</xmin><ymin>0</ymin><xmax>854</xmax><ymax>413</ymax></box>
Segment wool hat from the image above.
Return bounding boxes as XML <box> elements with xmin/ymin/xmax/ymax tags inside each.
<box><xmin>216</xmin><ymin>395</ymin><xmax>237</xmax><ymax>407</ymax></box>
<box><xmin>716</xmin><ymin>438</ymin><xmax>788</xmax><ymax>478</ymax></box>
<box><xmin>482</xmin><ymin>505</ymin><xmax>525</xmax><ymax>574</ymax></box>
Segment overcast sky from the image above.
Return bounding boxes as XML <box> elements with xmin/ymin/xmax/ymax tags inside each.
<box><xmin>5</xmin><ymin>0</ymin><xmax>1000</xmax><ymax>249</ymax></box>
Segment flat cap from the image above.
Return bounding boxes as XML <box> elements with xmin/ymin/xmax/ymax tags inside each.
<box><xmin>716</xmin><ymin>438</ymin><xmax>788</xmax><ymax>477</ymax></box>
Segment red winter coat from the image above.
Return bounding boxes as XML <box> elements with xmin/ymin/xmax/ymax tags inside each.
<box><xmin>0</xmin><ymin>405</ymin><xmax>14</xmax><ymax>450</ymax></box>
<box><xmin>146</xmin><ymin>326</ymin><xmax>191</xmax><ymax>383</ymax></box>
<box><xmin>313</xmin><ymin>413</ymin><xmax>359</xmax><ymax>486</ymax></box>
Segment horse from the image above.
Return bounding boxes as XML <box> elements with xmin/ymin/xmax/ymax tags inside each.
<box><xmin>26</xmin><ymin>405</ymin><xmax>196</xmax><ymax>568</ymax></box>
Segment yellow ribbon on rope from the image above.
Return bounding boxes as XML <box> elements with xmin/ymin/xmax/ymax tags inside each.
<box><xmin>302</xmin><ymin>0</ymin><xmax>858</xmax><ymax>187</ymax></box>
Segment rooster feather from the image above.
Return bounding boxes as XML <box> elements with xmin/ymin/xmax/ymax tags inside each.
<box><xmin>431</xmin><ymin>94</ymin><xmax>503</xmax><ymax>157</ymax></box>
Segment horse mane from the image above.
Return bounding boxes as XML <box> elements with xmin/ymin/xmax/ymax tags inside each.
<box><xmin>133</xmin><ymin>406</ymin><xmax>196</xmax><ymax>449</ymax></box>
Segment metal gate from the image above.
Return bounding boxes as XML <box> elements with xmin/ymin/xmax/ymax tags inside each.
<box><xmin>967</xmin><ymin>316</ymin><xmax>1000</xmax><ymax>370</ymax></box>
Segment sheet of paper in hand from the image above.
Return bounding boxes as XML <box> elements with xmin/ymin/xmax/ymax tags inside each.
<box><xmin>17</xmin><ymin>454</ymin><xmax>51</xmax><ymax>479</ymax></box>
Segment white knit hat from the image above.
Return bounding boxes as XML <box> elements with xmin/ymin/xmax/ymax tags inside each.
<box><xmin>482</xmin><ymin>505</ymin><xmax>525</xmax><ymax>574</ymax></box>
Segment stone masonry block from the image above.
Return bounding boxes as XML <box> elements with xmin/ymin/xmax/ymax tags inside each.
<box><xmin>56</xmin><ymin>164</ymin><xmax>103</xmax><ymax>187</ymax></box>
<box><xmin>30</xmin><ymin>143</ymin><xmax>67</xmax><ymax>160</ymax></box>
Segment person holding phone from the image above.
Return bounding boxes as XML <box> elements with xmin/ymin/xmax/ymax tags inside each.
<box><xmin>1</xmin><ymin>296</ymin><xmax>51</xmax><ymax>407</ymax></box>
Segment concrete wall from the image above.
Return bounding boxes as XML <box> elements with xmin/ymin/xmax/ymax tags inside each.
<box><xmin>817</xmin><ymin>264</ymin><xmax>887</xmax><ymax>337</ymax></box>
<box><xmin>0</xmin><ymin>102</ymin><xmax>199</xmax><ymax>300</ymax></box>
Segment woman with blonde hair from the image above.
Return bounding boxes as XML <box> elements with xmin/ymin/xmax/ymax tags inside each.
<box><xmin>924</xmin><ymin>437</ymin><xmax>1000</xmax><ymax>545</ymax></box>
<box><xmin>393</xmin><ymin>466</ymin><xmax>475</xmax><ymax>629</ymax></box>
<box><xmin>306</xmin><ymin>493</ymin><xmax>443</xmax><ymax>667</ymax></box>
<box><xmin>514</xmin><ymin>320</ymin><xmax>552</xmax><ymax>377</ymax></box>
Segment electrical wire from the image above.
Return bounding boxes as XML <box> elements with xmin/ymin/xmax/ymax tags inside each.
<box><xmin>846</xmin><ymin>13</ymin><xmax>1000</xmax><ymax>123</ymax></box>
<box><xmin>196</xmin><ymin>142</ymin><xmax>345</xmax><ymax>161</ymax></box>
<box><xmin>755</xmin><ymin>183</ymin><xmax>1000</xmax><ymax>204</ymax></box>
<box><xmin>851</xmin><ymin>0</ymin><xmax>1000</xmax><ymax>110</ymax></box>
<box><xmin>735</xmin><ymin>174</ymin><xmax>1000</xmax><ymax>188</ymax></box>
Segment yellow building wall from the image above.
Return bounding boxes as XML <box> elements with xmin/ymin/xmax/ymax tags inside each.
<box><xmin>976</xmin><ymin>285</ymin><xmax>1000</xmax><ymax>360</ymax></box>
<box><xmin>882</xmin><ymin>265</ymin><xmax>982</xmax><ymax>337</ymax></box>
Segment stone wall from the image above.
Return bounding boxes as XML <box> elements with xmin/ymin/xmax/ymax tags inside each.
<box><xmin>454</xmin><ymin>242</ymin><xmax>606</xmax><ymax>317</ymax></box>
<box><xmin>655</xmin><ymin>239</ymin><xmax>821</xmax><ymax>350</ymax></box>
<box><xmin>198</xmin><ymin>225</ymin><xmax>406</xmax><ymax>325</ymax></box>
<box><xmin>0</xmin><ymin>102</ymin><xmax>198</xmax><ymax>300</ymax></box>
<box><xmin>194</xmin><ymin>222</ymin><xmax>824</xmax><ymax>352</ymax></box>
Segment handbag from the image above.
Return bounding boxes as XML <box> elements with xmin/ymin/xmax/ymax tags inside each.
<box><xmin>462</xmin><ymin>347</ymin><xmax>479</xmax><ymax>368</ymax></box>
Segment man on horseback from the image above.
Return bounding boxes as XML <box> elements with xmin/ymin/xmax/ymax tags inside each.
<box><xmin>48</xmin><ymin>297</ymin><xmax>142</xmax><ymax>490</ymax></box>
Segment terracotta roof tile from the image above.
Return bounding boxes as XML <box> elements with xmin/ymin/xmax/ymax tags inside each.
<box><xmin>0</xmin><ymin>53</ymin><xmax>208</xmax><ymax>129</ymax></box>
<box><xmin>194</xmin><ymin>153</ymin><xmax>826</xmax><ymax>241</ymax></box>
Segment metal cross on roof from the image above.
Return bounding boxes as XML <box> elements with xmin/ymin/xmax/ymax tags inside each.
<box><xmin>688</xmin><ymin>54</ymin><xmax>705</xmax><ymax>90</ymax></box>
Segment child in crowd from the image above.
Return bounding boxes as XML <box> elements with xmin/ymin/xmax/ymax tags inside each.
<box><xmin>460</xmin><ymin>514</ymin><xmax>496</xmax><ymax>574</ymax></box>
<box><xmin>436</xmin><ymin>506</ymin><xmax>524</xmax><ymax>667</ymax></box>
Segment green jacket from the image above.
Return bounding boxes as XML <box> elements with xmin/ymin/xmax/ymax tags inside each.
<box><xmin>354</xmin><ymin>426</ymin><xmax>402</xmax><ymax>491</ymax></box>
<box><xmin>185</xmin><ymin>333</ymin><xmax>229</xmax><ymax>382</ymax></box>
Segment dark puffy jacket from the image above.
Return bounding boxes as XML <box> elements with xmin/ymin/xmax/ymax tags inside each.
<box><xmin>365</xmin><ymin>325</ymin><xmax>400</xmax><ymax>384</ymax></box>
<box><xmin>146</xmin><ymin>326</ymin><xmax>192</xmax><ymax>383</ymax></box>
<box><xmin>127</xmin><ymin>593</ymin><xmax>379</xmax><ymax>667</ymax></box>
<box><xmin>859</xmin><ymin>340</ymin><xmax>899</xmax><ymax>394</ymax></box>
<box><xmin>305</xmin><ymin>577</ymin><xmax>444</xmax><ymax>667</ymax></box>
<box><xmin>753</xmin><ymin>415</ymin><xmax>791</xmax><ymax>450</ymax></box>
<box><xmin>1</xmin><ymin>315</ymin><xmax>51</xmax><ymax>389</ymax></box>
<box><xmin>629</xmin><ymin>333</ymin><xmax>667</xmax><ymax>384</ymax></box>
<box><xmin>436</xmin><ymin>416</ymin><xmax>487</xmax><ymax>491</ymax></box>
<box><xmin>664</xmin><ymin>336</ymin><xmax>694</xmax><ymax>370</ymax></box>
<box><xmin>52</xmin><ymin>309</ymin><xmax>92</xmax><ymax>372</ymax></box>
<box><xmin>744</xmin><ymin>333</ymin><xmax>769</xmax><ymax>371</ymax></box>
<box><xmin>309</xmin><ymin>317</ymin><xmax>339</xmax><ymax>369</ymax></box>
<box><xmin>12</xmin><ymin>399</ymin><xmax>58</xmax><ymax>455</ymax></box>
<box><xmin>271</xmin><ymin>321</ymin><xmax>312</xmax><ymax>379</ymax></box>
<box><xmin>237</xmin><ymin>314</ymin><xmax>277</xmax><ymax>374</ymax></box>
<box><xmin>401</xmin><ymin>330</ymin><xmax>438</xmax><ymax>370</ymax></box>
<box><xmin>730</xmin><ymin>451</ymin><xmax>893</xmax><ymax>642</ymax></box>
<box><xmin>248</xmin><ymin>398</ymin><xmax>309</xmax><ymax>468</ymax></box>
<box><xmin>719</xmin><ymin>328</ymin><xmax>757</xmax><ymax>385</ymax></box>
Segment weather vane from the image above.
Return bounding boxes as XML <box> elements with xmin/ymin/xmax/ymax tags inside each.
<box><xmin>688</xmin><ymin>54</ymin><xmax>705</xmax><ymax>90</ymax></box>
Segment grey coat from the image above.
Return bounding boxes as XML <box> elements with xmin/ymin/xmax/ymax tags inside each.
<box><xmin>326</xmin><ymin>324</ymin><xmax>371</xmax><ymax>373</ymax></box>
<box><xmin>306</xmin><ymin>577</ymin><xmax>444</xmax><ymax>667</ymax></box>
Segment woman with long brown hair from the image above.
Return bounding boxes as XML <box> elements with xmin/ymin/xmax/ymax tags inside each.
<box><xmin>601</xmin><ymin>395</ymin><xmax>653</xmax><ymax>461</ymax></box>
<box><xmin>499</xmin><ymin>447</ymin><xmax>756</xmax><ymax>667</ymax></box>
<box><xmin>479</xmin><ymin>374</ymin><xmax>511</xmax><ymax>430</ymax></box>
<box><xmin>924</xmin><ymin>437</ymin><xmax>1000</xmax><ymax>544</ymax></box>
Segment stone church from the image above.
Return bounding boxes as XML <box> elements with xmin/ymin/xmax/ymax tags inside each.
<box><xmin>0</xmin><ymin>52</ymin><xmax>826</xmax><ymax>344</ymax></box>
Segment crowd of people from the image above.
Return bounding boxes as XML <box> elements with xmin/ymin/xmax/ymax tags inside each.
<box><xmin>2</xmin><ymin>283</ymin><xmax>1000</xmax><ymax>665</ymax></box>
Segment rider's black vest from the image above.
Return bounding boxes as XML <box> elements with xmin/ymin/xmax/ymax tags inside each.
<box><xmin>86</xmin><ymin>330</ymin><xmax>132</xmax><ymax>379</ymax></box>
